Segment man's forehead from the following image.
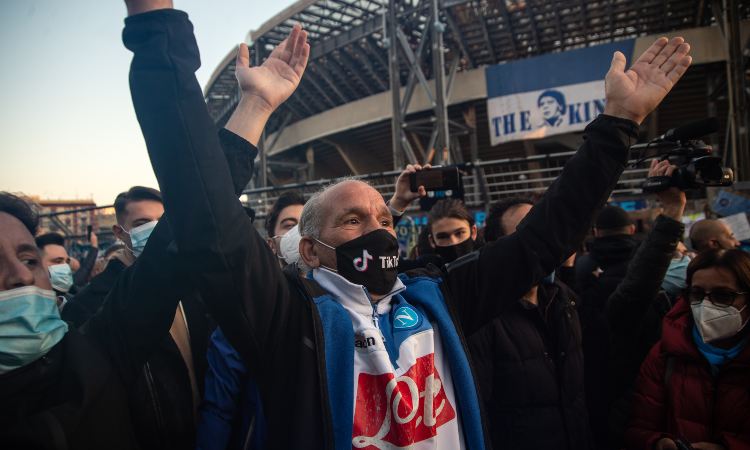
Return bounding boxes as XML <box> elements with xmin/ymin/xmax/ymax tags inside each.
<box><xmin>43</xmin><ymin>244</ymin><xmax>68</xmax><ymax>257</ymax></box>
<box><xmin>324</xmin><ymin>182</ymin><xmax>387</xmax><ymax>213</ymax></box>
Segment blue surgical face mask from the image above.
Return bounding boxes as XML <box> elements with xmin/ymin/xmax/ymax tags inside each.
<box><xmin>0</xmin><ymin>286</ymin><xmax>69</xmax><ymax>374</ymax></box>
<box><xmin>124</xmin><ymin>220</ymin><xmax>158</xmax><ymax>258</ymax></box>
<box><xmin>48</xmin><ymin>263</ymin><xmax>73</xmax><ymax>293</ymax></box>
<box><xmin>661</xmin><ymin>255</ymin><xmax>690</xmax><ymax>298</ymax></box>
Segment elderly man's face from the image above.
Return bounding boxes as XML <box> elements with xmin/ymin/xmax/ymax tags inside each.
<box><xmin>0</xmin><ymin>213</ymin><xmax>52</xmax><ymax>292</ymax></box>
<box><xmin>539</xmin><ymin>96</ymin><xmax>562</xmax><ymax>120</ymax></box>
<box><xmin>302</xmin><ymin>180</ymin><xmax>395</xmax><ymax>271</ymax></box>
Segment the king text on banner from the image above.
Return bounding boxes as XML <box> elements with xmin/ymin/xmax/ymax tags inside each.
<box><xmin>485</xmin><ymin>40</ymin><xmax>635</xmax><ymax>146</ymax></box>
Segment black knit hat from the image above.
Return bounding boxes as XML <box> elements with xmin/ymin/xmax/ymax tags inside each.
<box><xmin>595</xmin><ymin>205</ymin><xmax>633</xmax><ymax>230</ymax></box>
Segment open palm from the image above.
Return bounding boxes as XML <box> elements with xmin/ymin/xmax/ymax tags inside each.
<box><xmin>605</xmin><ymin>37</ymin><xmax>691</xmax><ymax>124</ymax></box>
<box><xmin>235</xmin><ymin>24</ymin><xmax>310</xmax><ymax>113</ymax></box>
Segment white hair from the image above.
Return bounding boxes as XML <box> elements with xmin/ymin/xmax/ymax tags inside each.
<box><xmin>298</xmin><ymin>177</ymin><xmax>370</xmax><ymax>240</ymax></box>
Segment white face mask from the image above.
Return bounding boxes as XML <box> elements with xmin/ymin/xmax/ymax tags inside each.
<box><xmin>691</xmin><ymin>300</ymin><xmax>748</xmax><ymax>343</ymax></box>
<box><xmin>279</xmin><ymin>225</ymin><xmax>302</xmax><ymax>265</ymax></box>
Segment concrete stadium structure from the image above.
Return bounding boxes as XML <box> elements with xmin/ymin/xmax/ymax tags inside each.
<box><xmin>204</xmin><ymin>0</ymin><xmax>750</xmax><ymax>215</ymax></box>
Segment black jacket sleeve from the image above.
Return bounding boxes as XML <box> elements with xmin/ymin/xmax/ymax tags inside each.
<box><xmin>81</xmin><ymin>118</ymin><xmax>257</xmax><ymax>379</ymax></box>
<box><xmin>124</xmin><ymin>10</ymin><xmax>293</xmax><ymax>373</ymax></box>
<box><xmin>64</xmin><ymin>130</ymin><xmax>253</xmax><ymax>333</ymax></box>
<box><xmin>606</xmin><ymin>215</ymin><xmax>684</xmax><ymax>333</ymax></box>
<box><xmin>446</xmin><ymin>116</ymin><xmax>638</xmax><ymax>335</ymax></box>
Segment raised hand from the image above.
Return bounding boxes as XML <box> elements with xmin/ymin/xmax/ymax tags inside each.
<box><xmin>648</xmin><ymin>159</ymin><xmax>686</xmax><ymax>220</ymax></box>
<box><xmin>235</xmin><ymin>24</ymin><xmax>310</xmax><ymax>114</ymax></box>
<box><xmin>389</xmin><ymin>164</ymin><xmax>431</xmax><ymax>212</ymax></box>
<box><xmin>604</xmin><ymin>37</ymin><xmax>692</xmax><ymax>125</ymax></box>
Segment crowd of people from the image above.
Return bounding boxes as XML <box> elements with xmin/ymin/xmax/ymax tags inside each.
<box><xmin>1</xmin><ymin>1</ymin><xmax>749</xmax><ymax>449</ymax></box>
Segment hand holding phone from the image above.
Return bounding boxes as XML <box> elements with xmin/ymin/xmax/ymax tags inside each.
<box><xmin>409</xmin><ymin>166</ymin><xmax>460</xmax><ymax>193</ymax></box>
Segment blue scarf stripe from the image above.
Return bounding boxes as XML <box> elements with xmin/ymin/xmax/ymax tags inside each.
<box><xmin>398</xmin><ymin>274</ymin><xmax>486</xmax><ymax>450</ymax></box>
<box><xmin>313</xmin><ymin>296</ymin><xmax>355</xmax><ymax>450</ymax></box>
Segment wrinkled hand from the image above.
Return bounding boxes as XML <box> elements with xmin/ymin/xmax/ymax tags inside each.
<box><xmin>604</xmin><ymin>37</ymin><xmax>692</xmax><ymax>124</ymax></box>
<box><xmin>389</xmin><ymin>164</ymin><xmax>431</xmax><ymax>212</ymax></box>
<box><xmin>235</xmin><ymin>24</ymin><xmax>310</xmax><ymax>114</ymax></box>
<box><xmin>648</xmin><ymin>159</ymin><xmax>686</xmax><ymax>220</ymax></box>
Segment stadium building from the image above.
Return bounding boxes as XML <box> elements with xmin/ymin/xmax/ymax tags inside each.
<box><xmin>204</xmin><ymin>0</ymin><xmax>750</xmax><ymax>221</ymax></box>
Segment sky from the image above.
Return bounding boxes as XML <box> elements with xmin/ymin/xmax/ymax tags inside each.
<box><xmin>0</xmin><ymin>0</ymin><xmax>296</xmax><ymax>205</ymax></box>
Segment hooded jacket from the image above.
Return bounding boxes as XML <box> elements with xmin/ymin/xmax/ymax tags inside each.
<box><xmin>124</xmin><ymin>9</ymin><xmax>637</xmax><ymax>449</ymax></box>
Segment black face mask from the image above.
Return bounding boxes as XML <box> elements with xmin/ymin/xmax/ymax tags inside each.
<box><xmin>434</xmin><ymin>238</ymin><xmax>475</xmax><ymax>264</ymax></box>
<box><xmin>317</xmin><ymin>229</ymin><xmax>400</xmax><ymax>295</ymax></box>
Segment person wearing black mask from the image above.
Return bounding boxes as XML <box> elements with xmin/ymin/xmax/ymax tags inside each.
<box><xmin>427</xmin><ymin>199</ymin><xmax>477</xmax><ymax>265</ymax></box>
<box><xmin>577</xmin><ymin>204</ymin><xmax>639</xmax><ymax>449</ymax></box>
<box><xmin>123</xmin><ymin>1</ymin><xmax>692</xmax><ymax>445</ymax></box>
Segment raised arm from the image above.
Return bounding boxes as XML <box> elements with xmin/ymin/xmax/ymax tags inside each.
<box><xmin>447</xmin><ymin>37</ymin><xmax>692</xmax><ymax>333</ymax></box>
<box><xmin>123</xmin><ymin>2</ymin><xmax>310</xmax><ymax>367</ymax></box>
<box><xmin>607</xmin><ymin>160</ymin><xmax>686</xmax><ymax>330</ymax></box>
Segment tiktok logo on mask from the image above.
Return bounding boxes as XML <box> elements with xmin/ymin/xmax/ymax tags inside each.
<box><xmin>353</xmin><ymin>250</ymin><xmax>374</xmax><ymax>272</ymax></box>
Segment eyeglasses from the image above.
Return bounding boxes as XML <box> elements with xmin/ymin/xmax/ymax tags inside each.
<box><xmin>687</xmin><ymin>287</ymin><xmax>747</xmax><ymax>308</ymax></box>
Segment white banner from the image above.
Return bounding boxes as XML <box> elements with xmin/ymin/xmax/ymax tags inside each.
<box><xmin>487</xmin><ymin>80</ymin><xmax>606</xmax><ymax>146</ymax></box>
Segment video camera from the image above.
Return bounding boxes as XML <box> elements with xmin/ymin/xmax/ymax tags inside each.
<box><xmin>630</xmin><ymin>117</ymin><xmax>734</xmax><ymax>193</ymax></box>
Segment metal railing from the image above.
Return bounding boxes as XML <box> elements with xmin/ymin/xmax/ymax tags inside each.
<box><xmin>36</xmin><ymin>151</ymin><xmax>654</xmax><ymax>234</ymax></box>
<box><xmin>241</xmin><ymin>152</ymin><xmax>651</xmax><ymax>218</ymax></box>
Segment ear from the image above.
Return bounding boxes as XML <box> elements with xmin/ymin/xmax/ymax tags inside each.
<box><xmin>471</xmin><ymin>224</ymin><xmax>478</xmax><ymax>241</ymax></box>
<box><xmin>299</xmin><ymin>236</ymin><xmax>320</xmax><ymax>269</ymax></box>
<box><xmin>593</xmin><ymin>228</ymin><xmax>601</xmax><ymax>238</ymax></box>
<box><xmin>627</xmin><ymin>224</ymin><xmax>636</xmax><ymax>235</ymax></box>
<box><xmin>112</xmin><ymin>224</ymin><xmax>125</xmax><ymax>242</ymax></box>
<box><xmin>428</xmin><ymin>233</ymin><xmax>436</xmax><ymax>249</ymax></box>
<box><xmin>267</xmin><ymin>237</ymin><xmax>277</xmax><ymax>255</ymax></box>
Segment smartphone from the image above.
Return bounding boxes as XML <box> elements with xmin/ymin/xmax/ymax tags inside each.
<box><xmin>409</xmin><ymin>166</ymin><xmax>460</xmax><ymax>192</ymax></box>
<box><xmin>87</xmin><ymin>225</ymin><xmax>93</xmax><ymax>241</ymax></box>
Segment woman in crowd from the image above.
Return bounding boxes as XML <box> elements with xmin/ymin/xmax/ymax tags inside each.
<box><xmin>626</xmin><ymin>248</ymin><xmax>750</xmax><ymax>450</ymax></box>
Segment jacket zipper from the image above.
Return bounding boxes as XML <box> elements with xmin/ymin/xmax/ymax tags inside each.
<box><xmin>371</xmin><ymin>302</ymin><xmax>380</xmax><ymax>330</ymax></box>
<box><xmin>143</xmin><ymin>362</ymin><xmax>168</xmax><ymax>449</ymax></box>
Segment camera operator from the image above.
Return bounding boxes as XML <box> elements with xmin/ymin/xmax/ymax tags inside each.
<box><xmin>604</xmin><ymin>159</ymin><xmax>687</xmax><ymax>448</ymax></box>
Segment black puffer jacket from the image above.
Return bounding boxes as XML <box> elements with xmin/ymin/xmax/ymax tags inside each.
<box><xmin>468</xmin><ymin>279</ymin><xmax>590</xmax><ymax>450</ymax></box>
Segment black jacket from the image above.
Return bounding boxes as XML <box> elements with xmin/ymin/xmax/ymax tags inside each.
<box><xmin>0</xmin><ymin>216</ymin><xmax>183</xmax><ymax>449</ymax></box>
<box><xmin>468</xmin><ymin>279</ymin><xmax>590</xmax><ymax>450</ymax></box>
<box><xmin>605</xmin><ymin>215</ymin><xmax>684</xmax><ymax>446</ymax></box>
<box><xmin>63</xmin><ymin>259</ymin><xmax>127</xmax><ymax>327</ymax></box>
<box><xmin>57</xmin><ymin>129</ymin><xmax>252</xmax><ymax>450</ymax></box>
<box><xmin>578</xmin><ymin>234</ymin><xmax>639</xmax><ymax>448</ymax></box>
<box><xmin>125</xmin><ymin>9</ymin><xmax>637</xmax><ymax>449</ymax></box>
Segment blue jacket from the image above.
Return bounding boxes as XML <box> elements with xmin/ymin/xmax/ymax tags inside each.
<box><xmin>197</xmin><ymin>328</ymin><xmax>266</xmax><ymax>450</ymax></box>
